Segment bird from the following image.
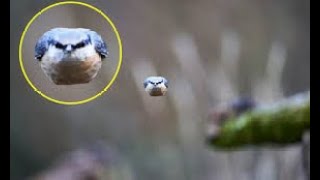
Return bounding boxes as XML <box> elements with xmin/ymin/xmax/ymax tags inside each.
<box><xmin>34</xmin><ymin>28</ymin><xmax>108</xmax><ymax>85</ymax></box>
<box><xmin>143</xmin><ymin>76</ymin><xmax>168</xmax><ymax>96</ymax></box>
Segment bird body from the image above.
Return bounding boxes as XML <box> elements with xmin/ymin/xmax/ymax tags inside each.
<box><xmin>40</xmin><ymin>53</ymin><xmax>102</xmax><ymax>85</ymax></box>
<box><xmin>35</xmin><ymin>28</ymin><xmax>108</xmax><ymax>85</ymax></box>
<box><xmin>143</xmin><ymin>76</ymin><xmax>168</xmax><ymax>96</ymax></box>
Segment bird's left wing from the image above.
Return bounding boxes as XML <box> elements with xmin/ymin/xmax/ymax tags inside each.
<box><xmin>86</xmin><ymin>30</ymin><xmax>109</xmax><ymax>59</ymax></box>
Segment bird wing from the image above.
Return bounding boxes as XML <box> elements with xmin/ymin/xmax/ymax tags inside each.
<box><xmin>143</xmin><ymin>79</ymin><xmax>150</xmax><ymax>88</ymax></box>
<box><xmin>163</xmin><ymin>78</ymin><xmax>169</xmax><ymax>87</ymax></box>
<box><xmin>86</xmin><ymin>30</ymin><xmax>109</xmax><ymax>59</ymax></box>
<box><xmin>34</xmin><ymin>30</ymin><xmax>55</xmax><ymax>61</ymax></box>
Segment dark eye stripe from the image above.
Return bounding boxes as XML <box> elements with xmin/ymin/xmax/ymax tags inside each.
<box><xmin>55</xmin><ymin>43</ymin><xmax>65</xmax><ymax>49</ymax></box>
<box><xmin>73</xmin><ymin>42</ymin><xmax>86</xmax><ymax>49</ymax></box>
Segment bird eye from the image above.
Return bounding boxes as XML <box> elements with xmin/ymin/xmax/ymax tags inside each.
<box><xmin>55</xmin><ymin>43</ymin><xmax>65</xmax><ymax>49</ymax></box>
<box><xmin>74</xmin><ymin>42</ymin><xmax>86</xmax><ymax>49</ymax></box>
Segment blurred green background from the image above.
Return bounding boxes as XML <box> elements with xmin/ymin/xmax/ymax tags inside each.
<box><xmin>10</xmin><ymin>0</ymin><xmax>309</xmax><ymax>180</ymax></box>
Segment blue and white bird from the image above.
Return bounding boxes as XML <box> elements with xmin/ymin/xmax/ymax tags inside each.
<box><xmin>143</xmin><ymin>76</ymin><xmax>168</xmax><ymax>96</ymax></box>
<box><xmin>35</xmin><ymin>28</ymin><xmax>108</xmax><ymax>85</ymax></box>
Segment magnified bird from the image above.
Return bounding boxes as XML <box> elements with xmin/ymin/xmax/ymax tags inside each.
<box><xmin>34</xmin><ymin>28</ymin><xmax>108</xmax><ymax>85</ymax></box>
<box><xmin>143</xmin><ymin>76</ymin><xmax>168</xmax><ymax>96</ymax></box>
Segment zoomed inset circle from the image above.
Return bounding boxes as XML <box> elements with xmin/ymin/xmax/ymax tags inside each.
<box><xmin>19</xmin><ymin>1</ymin><xmax>123</xmax><ymax>105</ymax></box>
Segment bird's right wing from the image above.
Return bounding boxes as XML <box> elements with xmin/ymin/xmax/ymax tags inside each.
<box><xmin>34</xmin><ymin>30</ymin><xmax>56</xmax><ymax>61</ymax></box>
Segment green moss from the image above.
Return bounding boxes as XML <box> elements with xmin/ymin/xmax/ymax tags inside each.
<box><xmin>210</xmin><ymin>100</ymin><xmax>310</xmax><ymax>149</ymax></box>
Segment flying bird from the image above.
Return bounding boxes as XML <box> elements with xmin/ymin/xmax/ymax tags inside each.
<box><xmin>143</xmin><ymin>76</ymin><xmax>168</xmax><ymax>96</ymax></box>
<box><xmin>35</xmin><ymin>28</ymin><xmax>108</xmax><ymax>85</ymax></box>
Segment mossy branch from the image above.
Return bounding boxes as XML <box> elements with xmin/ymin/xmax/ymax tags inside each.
<box><xmin>208</xmin><ymin>92</ymin><xmax>310</xmax><ymax>149</ymax></box>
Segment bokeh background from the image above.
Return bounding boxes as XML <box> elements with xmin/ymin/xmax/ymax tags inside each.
<box><xmin>10</xmin><ymin>0</ymin><xmax>310</xmax><ymax>180</ymax></box>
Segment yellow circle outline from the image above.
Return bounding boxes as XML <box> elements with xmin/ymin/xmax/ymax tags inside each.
<box><xmin>19</xmin><ymin>1</ymin><xmax>123</xmax><ymax>105</ymax></box>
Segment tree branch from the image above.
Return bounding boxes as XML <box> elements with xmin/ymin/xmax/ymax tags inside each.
<box><xmin>207</xmin><ymin>91</ymin><xmax>310</xmax><ymax>149</ymax></box>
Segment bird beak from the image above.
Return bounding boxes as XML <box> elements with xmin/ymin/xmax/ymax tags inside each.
<box><xmin>65</xmin><ymin>45</ymin><xmax>72</xmax><ymax>53</ymax></box>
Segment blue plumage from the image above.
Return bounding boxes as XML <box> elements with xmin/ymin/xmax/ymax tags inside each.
<box><xmin>34</xmin><ymin>28</ymin><xmax>108</xmax><ymax>61</ymax></box>
<box><xmin>144</xmin><ymin>76</ymin><xmax>168</xmax><ymax>88</ymax></box>
<box><xmin>86</xmin><ymin>30</ymin><xmax>108</xmax><ymax>58</ymax></box>
<box><xmin>35</xmin><ymin>32</ymin><xmax>53</xmax><ymax>60</ymax></box>
<box><xmin>143</xmin><ymin>76</ymin><xmax>169</xmax><ymax>96</ymax></box>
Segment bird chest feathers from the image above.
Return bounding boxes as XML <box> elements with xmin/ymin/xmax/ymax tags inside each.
<box><xmin>40</xmin><ymin>54</ymin><xmax>102</xmax><ymax>85</ymax></box>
